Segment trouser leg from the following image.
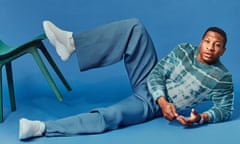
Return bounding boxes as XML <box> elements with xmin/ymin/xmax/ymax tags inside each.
<box><xmin>45</xmin><ymin>96</ymin><xmax>155</xmax><ymax>136</ymax></box>
<box><xmin>45</xmin><ymin>18</ymin><xmax>160</xmax><ymax>136</ymax></box>
<box><xmin>74</xmin><ymin>18</ymin><xmax>158</xmax><ymax>88</ymax></box>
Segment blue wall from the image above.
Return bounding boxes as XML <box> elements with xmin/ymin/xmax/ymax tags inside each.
<box><xmin>0</xmin><ymin>0</ymin><xmax>239</xmax><ymax>100</ymax></box>
<box><xmin>0</xmin><ymin>1</ymin><xmax>240</xmax><ymax>144</ymax></box>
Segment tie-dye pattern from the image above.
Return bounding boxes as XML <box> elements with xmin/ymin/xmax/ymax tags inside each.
<box><xmin>147</xmin><ymin>43</ymin><xmax>233</xmax><ymax>122</ymax></box>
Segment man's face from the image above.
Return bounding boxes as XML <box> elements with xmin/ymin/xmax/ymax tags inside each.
<box><xmin>197</xmin><ymin>31</ymin><xmax>226</xmax><ymax>65</ymax></box>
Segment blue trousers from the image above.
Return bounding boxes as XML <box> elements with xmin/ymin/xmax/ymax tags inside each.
<box><xmin>45</xmin><ymin>18</ymin><xmax>162</xmax><ymax>136</ymax></box>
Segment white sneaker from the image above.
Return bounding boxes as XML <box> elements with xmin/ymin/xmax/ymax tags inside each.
<box><xmin>19</xmin><ymin>118</ymin><xmax>45</xmax><ymax>140</ymax></box>
<box><xmin>43</xmin><ymin>20</ymin><xmax>75</xmax><ymax>61</ymax></box>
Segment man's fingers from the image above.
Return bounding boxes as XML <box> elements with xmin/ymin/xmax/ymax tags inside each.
<box><xmin>177</xmin><ymin>116</ymin><xmax>187</xmax><ymax>125</ymax></box>
<box><xmin>167</xmin><ymin>104</ymin><xmax>178</xmax><ymax>119</ymax></box>
<box><xmin>177</xmin><ymin>115</ymin><xmax>193</xmax><ymax>126</ymax></box>
<box><xmin>164</xmin><ymin>112</ymin><xmax>177</xmax><ymax>121</ymax></box>
<box><xmin>191</xmin><ymin>109</ymin><xmax>198</xmax><ymax>116</ymax></box>
<box><xmin>162</xmin><ymin>103</ymin><xmax>178</xmax><ymax>121</ymax></box>
<box><xmin>171</xmin><ymin>106</ymin><xmax>178</xmax><ymax>117</ymax></box>
<box><xmin>164</xmin><ymin>113</ymin><xmax>174</xmax><ymax>121</ymax></box>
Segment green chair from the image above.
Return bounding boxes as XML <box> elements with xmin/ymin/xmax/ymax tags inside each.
<box><xmin>0</xmin><ymin>34</ymin><xmax>72</xmax><ymax>122</ymax></box>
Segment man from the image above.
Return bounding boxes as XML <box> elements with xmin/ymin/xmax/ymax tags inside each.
<box><xmin>19</xmin><ymin>18</ymin><xmax>233</xmax><ymax>140</ymax></box>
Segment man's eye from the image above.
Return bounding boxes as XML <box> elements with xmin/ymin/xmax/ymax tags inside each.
<box><xmin>215</xmin><ymin>44</ymin><xmax>222</xmax><ymax>48</ymax></box>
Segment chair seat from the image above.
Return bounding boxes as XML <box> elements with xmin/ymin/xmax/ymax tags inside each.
<box><xmin>0</xmin><ymin>34</ymin><xmax>72</xmax><ymax>122</ymax></box>
<box><xmin>0</xmin><ymin>44</ymin><xmax>14</xmax><ymax>56</ymax></box>
<box><xmin>0</xmin><ymin>34</ymin><xmax>46</xmax><ymax>59</ymax></box>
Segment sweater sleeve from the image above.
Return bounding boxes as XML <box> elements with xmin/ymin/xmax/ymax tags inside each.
<box><xmin>205</xmin><ymin>74</ymin><xmax>234</xmax><ymax>123</ymax></box>
<box><xmin>147</xmin><ymin>46</ymin><xmax>179</xmax><ymax>101</ymax></box>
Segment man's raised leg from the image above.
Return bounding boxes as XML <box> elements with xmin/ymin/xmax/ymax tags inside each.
<box><xmin>19</xmin><ymin>18</ymin><xmax>159</xmax><ymax>139</ymax></box>
<box><xmin>74</xmin><ymin>18</ymin><xmax>158</xmax><ymax>89</ymax></box>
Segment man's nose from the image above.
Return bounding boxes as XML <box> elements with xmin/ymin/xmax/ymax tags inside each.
<box><xmin>207</xmin><ymin>43</ymin><xmax>214</xmax><ymax>51</ymax></box>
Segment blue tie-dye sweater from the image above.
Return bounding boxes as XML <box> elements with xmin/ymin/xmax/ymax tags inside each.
<box><xmin>147</xmin><ymin>43</ymin><xmax>234</xmax><ymax>123</ymax></box>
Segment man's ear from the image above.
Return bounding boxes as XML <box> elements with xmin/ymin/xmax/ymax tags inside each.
<box><xmin>221</xmin><ymin>47</ymin><xmax>226</xmax><ymax>56</ymax></box>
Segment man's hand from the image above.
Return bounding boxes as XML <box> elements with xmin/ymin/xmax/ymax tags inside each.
<box><xmin>157</xmin><ymin>96</ymin><xmax>178</xmax><ymax>121</ymax></box>
<box><xmin>176</xmin><ymin>109</ymin><xmax>201</xmax><ymax>126</ymax></box>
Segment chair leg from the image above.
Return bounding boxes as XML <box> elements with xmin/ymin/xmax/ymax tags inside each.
<box><xmin>5</xmin><ymin>62</ymin><xmax>16</xmax><ymax>111</ymax></box>
<box><xmin>39</xmin><ymin>42</ymin><xmax>72</xmax><ymax>91</ymax></box>
<box><xmin>30</xmin><ymin>48</ymin><xmax>63</xmax><ymax>101</ymax></box>
<box><xmin>0</xmin><ymin>67</ymin><xmax>3</xmax><ymax>122</ymax></box>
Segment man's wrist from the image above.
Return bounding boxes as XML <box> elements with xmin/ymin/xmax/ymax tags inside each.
<box><xmin>157</xmin><ymin>96</ymin><xmax>167</xmax><ymax>107</ymax></box>
<box><xmin>197</xmin><ymin>114</ymin><xmax>204</xmax><ymax>124</ymax></box>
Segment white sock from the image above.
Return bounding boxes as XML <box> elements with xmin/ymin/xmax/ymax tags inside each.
<box><xmin>19</xmin><ymin>118</ymin><xmax>45</xmax><ymax>140</ymax></box>
<box><xmin>43</xmin><ymin>20</ymin><xmax>75</xmax><ymax>61</ymax></box>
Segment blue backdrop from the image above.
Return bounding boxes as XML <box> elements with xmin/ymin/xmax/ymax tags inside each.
<box><xmin>0</xmin><ymin>0</ymin><xmax>239</xmax><ymax>144</ymax></box>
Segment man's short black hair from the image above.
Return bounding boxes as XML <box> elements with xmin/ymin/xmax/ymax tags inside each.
<box><xmin>202</xmin><ymin>27</ymin><xmax>227</xmax><ymax>48</ymax></box>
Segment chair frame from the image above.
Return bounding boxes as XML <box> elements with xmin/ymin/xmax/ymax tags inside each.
<box><xmin>0</xmin><ymin>34</ymin><xmax>71</xmax><ymax>122</ymax></box>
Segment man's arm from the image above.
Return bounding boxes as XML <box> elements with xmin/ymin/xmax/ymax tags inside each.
<box><xmin>206</xmin><ymin>74</ymin><xmax>234</xmax><ymax>123</ymax></box>
<box><xmin>147</xmin><ymin>46</ymin><xmax>180</xmax><ymax>121</ymax></box>
<box><xmin>147</xmin><ymin>47</ymin><xmax>179</xmax><ymax>102</ymax></box>
<box><xmin>177</xmin><ymin>74</ymin><xmax>233</xmax><ymax>126</ymax></box>
<box><xmin>157</xmin><ymin>96</ymin><xmax>178</xmax><ymax>121</ymax></box>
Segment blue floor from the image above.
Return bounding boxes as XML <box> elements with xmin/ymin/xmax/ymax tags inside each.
<box><xmin>0</xmin><ymin>71</ymin><xmax>240</xmax><ymax>144</ymax></box>
<box><xmin>1</xmin><ymin>0</ymin><xmax>240</xmax><ymax>144</ymax></box>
